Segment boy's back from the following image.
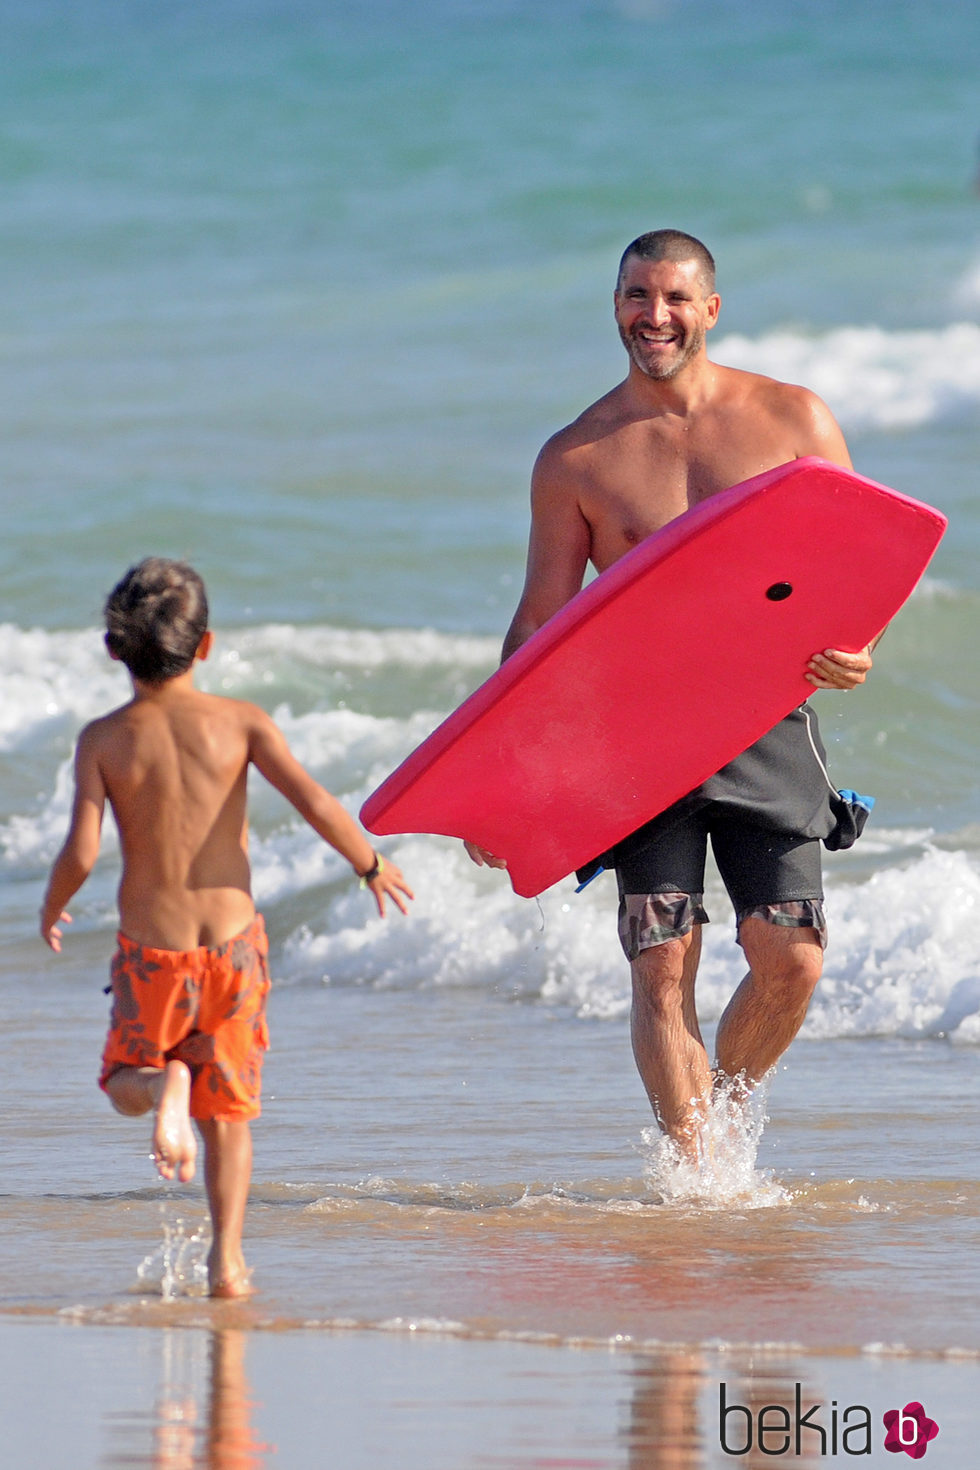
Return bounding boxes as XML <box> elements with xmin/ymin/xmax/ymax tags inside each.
<box><xmin>84</xmin><ymin>683</ymin><xmax>256</xmax><ymax>950</ymax></box>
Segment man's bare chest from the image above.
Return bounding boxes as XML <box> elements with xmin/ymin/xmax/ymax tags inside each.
<box><xmin>574</xmin><ymin>422</ymin><xmax>798</xmax><ymax>563</ymax></box>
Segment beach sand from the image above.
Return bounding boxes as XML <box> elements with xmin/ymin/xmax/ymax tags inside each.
<box><xmin>2</xmin><ymin>986</ymin><xmax>976</xmax><ymax>1467</ymax></box>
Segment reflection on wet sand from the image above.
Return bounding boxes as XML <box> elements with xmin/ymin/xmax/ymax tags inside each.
<box><xmin>625</xmin><ymin>1352</ymin><xmax>827</xmax><ymax>1469</ymax></box>
<box><xmin>103</xmin><ymin>1329</ymin><xmax>271</xmax><ymax>1469</ymax></box>
<box><xmin>97</xmin><ymin>1325</ymin><xmax>873</xmax><ymax>1468</ymax></box>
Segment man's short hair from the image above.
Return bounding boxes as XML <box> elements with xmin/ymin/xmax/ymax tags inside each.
<box><xmin>104</xmin><ymin>557</ymin><xmax>209</xmax><ymax>683</ymax></box>
<box><xmin>617</xmin><ymin>230</ymin><xmax>716</xmax><ymax>295</ymax></box>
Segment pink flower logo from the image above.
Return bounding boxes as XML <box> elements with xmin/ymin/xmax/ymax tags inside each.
<box><xmin>883</xmin><ymin>1402</ymin><xmax>939</xmax><ymax>1458</ymax></box>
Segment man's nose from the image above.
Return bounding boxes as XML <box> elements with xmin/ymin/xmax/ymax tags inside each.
<box><xmin>647</xmin><ymin>294</ymin><xmax>671</xmax><ymax>326</ymax></box>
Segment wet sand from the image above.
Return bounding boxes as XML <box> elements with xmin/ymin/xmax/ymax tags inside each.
<box><xmin>1</xmin><ymin>1313</ymin><xmax>975</xmax><ymax>1468</ymax></box>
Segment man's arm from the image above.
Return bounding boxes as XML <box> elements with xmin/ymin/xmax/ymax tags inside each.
<box><xmin>501</xmin><ymin>439</ymin><xmax>593</xmax><ymax>661</ymax></box>
<box><xmin>247</xmin><ymin>708</ymin><xmax>413</xmax><ymax>916</ymax></box>
<box><xmin>40</xmin><ymin>725</ymin><xmax>107</xmax><ymax>950</ymax></box>
<box><xmin>466</xmin><ymin>440</ymin><xmax>592</xmax><ymax>868</ymax></box>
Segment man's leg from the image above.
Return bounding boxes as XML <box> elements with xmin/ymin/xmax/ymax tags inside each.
<box><xmin>714</xmin><ymin>918</ymin><xmax>823</xmax><ymax>1088</ymax></box>
<box><xmin>631</xmin><ymin>925</ymin><xmax>714</xmax><ymax>1156</ymax></box>
<box><xmin>196</xmin><ymin>1117</ymin><xmax>253</xmax><ymax>1298</ymax></box>
<box><xmin>104</xmin><ymin>1060</ymin><xmax>198</xmax><ymax>1183</ymax></box>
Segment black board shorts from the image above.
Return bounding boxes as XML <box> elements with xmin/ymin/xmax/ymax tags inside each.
<box><xmin>609</xmin><ymin>705</ymin><xmax>837</xmax><ymax>961</ymax></box>
<box><xmin>614</xmin><ymin>802</ymin><xmax>825</xmax><ymax>916</ymax></box>
<box><xmin>614</xmin><ymin>801</ymin><xmax>826</xmax><ymax>960</ymax></box>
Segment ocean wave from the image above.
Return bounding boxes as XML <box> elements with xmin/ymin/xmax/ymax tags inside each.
<box><xmin>273</xmin><ymin>831</ymin><xmax>980</xmax><ymax>1045</ymax></box>
<box><xmin>5</xmin><ymin>620</ymin><xmax>977</xmax><ymax>1047</ymax></box>
<box><xmin>714</xmin><ymin>322</ymin><xmax>980</xmax><ymax>431</ymax></box>
<box><xmin>213</xmin><ymin>623</ymin><xmax>497</xmax><ymax>670</ymax></box>
<box><xmin>0</xmin><ymin>620</ymin><xmax>491</xmax><ymax>755</ymax></box>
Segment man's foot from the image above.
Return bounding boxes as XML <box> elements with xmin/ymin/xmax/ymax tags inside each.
<box><xmin>153</xmin><ymin>1061</ymin><xmax>197</xmax><ymax>1183</ymax></box>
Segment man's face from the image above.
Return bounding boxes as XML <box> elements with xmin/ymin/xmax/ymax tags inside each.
<box><xmin>614</xmin><ymin>255</ymin><xmax>720</xmax><ymax>381</ymax></box>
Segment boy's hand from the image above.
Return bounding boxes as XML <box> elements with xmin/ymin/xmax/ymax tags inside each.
<box><xmin>41</xmin><ymin>909</ymin><xmax>72</xmax><ymax>952</ymax></box>
<box><xmin>363</xmin><ymin>858</ymin><xmax>414</xmax><ymax>918</ymax></box>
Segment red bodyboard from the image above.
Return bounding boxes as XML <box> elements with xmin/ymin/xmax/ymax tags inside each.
<box><xmin>361</xmin><ymin>459</ymin><xmax>947</xmax><ymax>897</ymax></box>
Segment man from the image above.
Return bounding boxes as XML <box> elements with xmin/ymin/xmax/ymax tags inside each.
<box><xmin>467</xmin><ymin>230</ymin><xmax>874</xmax><ymax>1159</ymax></box>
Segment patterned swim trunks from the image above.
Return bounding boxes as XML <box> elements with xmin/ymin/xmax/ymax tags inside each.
<box><xmin>99</xmin><ymin>915</ymin><xmax>271</xmax><ymax>1122</ymax></box>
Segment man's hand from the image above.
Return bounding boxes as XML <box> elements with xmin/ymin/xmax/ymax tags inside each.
<box><xmin>41</xmin><ymin>908</ymin><xmax>72</xmax><ymax>952</ymax></box>
<box><xmin>464</xmin><ymin>840</ymin><xmax>508</xmax><ymax>870</ymax></box>
<box><xmin>805</xmin><ymin>644</ymin><xmax>873</xmax><ymax>691</ymax></box>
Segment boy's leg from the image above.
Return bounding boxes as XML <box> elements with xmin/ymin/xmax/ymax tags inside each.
<box><xmin>196</xmin><ymin>1117</ymin><xmax>253</xmax><ymax>1298</ymax></box>
<box><xmin>188</xmin><ymin>916</ymin><xmax>268</xmax><ymax>1297</ymax></box>
<box><xmin>104</xmin><ymin>1061</ymin><xmax>197</xmax><ymax>1184</ymax></box>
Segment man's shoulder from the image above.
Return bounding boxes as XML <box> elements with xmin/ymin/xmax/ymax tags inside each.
<box><xmin>710</xmin><ymin>361</ymin><xmax>849</xmax><ymax>467</ymax></box>
<box><xmin>536</xmin><ymin>383</ymin><xmax>631</xmax><ymax>467</ymax></box>
<box><xmin>716</xmin><ymin>361</ymin><xmax>831</xmax><ymax>419</ymax></box>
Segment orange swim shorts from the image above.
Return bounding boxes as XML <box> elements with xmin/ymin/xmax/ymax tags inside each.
<box><xmin>99</xmin><ymin>915</ymin><xmax>271</xmax><ymax>1122</ymax></box>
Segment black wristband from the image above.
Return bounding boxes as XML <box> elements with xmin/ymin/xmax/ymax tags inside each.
<box><xmin>358</xmin><ymin>852</ymin><xmax>383</xmax><ymax>886</ymax></box>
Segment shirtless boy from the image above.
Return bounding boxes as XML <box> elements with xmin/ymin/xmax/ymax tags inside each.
<box><xmin>40</xmin><ymin>558</ymin><xmax>413</xmax><ymax>1296</ymax></box>
<box><xmin>467</xmin><ymin>230</ymin><xmax>876</xmax><ymax>1159</ymax></box>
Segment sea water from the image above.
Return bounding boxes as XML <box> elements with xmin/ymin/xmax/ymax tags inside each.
<box><xmin>1</xmin><ymin>0</ymin><xmax>979</xmax><ymax>1463</ymax></box>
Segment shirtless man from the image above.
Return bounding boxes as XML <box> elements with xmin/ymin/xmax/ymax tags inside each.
<box><xmin>468</xmin><ymin>230</ymin><xmax>873</xmax><ymax>1158</ymax></box>
<box><xmin>40</xmin><ymin>557</ymin><xmax>412</xmax><ymax>1294</ymax></box>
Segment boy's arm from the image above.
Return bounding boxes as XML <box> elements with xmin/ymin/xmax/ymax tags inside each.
<box><xmin>40</xmin><ymin>725</ymin><xmax>107</xmax><ymax>951</ymax></box>
<box><xmin>247</xmin><ymin>708</ymin><xmax>413</xmax><ymax>917</ymax></box>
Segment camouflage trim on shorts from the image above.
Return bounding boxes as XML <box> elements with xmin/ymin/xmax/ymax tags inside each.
<box><xmin>618</xmin><ymin>891</ymin><xmax>710</xmax><ymax>962</ymax></box>
<box><xmin>736</xmin><ymin>899</ymin><xmax>828</xmax><ymax>950</ymax></box>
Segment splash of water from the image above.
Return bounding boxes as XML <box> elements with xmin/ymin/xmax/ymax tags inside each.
<box><xmin>640</xmin><ymin>1077</ymin><xmax>789</xmax><ymax>1209</ymax></box>
<box><xmin>135</xmin><ymin>1208</ymin><xmax>210</xmax><ymax>1299</ymax></box>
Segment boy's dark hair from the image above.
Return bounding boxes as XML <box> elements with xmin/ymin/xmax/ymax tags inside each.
<box><xmin>104</xmin><ymin>558</ymin><xmax>209</xmax><ymax>682</ymax></box>
<box><xmin>617</xmin><ymin>229</ymin><xmax>716</xmax><ymax>295</ymax></box>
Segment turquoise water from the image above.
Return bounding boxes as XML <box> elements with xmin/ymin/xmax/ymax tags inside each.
<box><xmin>1</xmin><ymin>3</ymin><xmax>979</xmax><ymax>1462</ymax></box>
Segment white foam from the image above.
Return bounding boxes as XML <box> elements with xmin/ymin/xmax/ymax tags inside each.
<box><xmin>210</xmin><ymin>623</ymin><xmax>497</xmax><ymax>672</ymax></box>
<box><xmin>274</xmin><ymin>835</ymin><xmax>980</xmax><ymax>1045</ymax></box>
<box><xmin>0</xmin><ymin>625</ymin><xmax>128</xmax><ymax>752</ymax></box>
<box><xmin>714</xmin><ymin>322</ymin><xmax>980</xmax><ymax>430</ymax></box>
<box><xmin>640</xmin><ymin>1078</ymin><xmax>789</xmax><ymax>1209</ymax></box>
<box><xmin>811</xmin><ymin>846</ymin><xmax>980</xmax><ymax>1042</ymax></box>
<box><xmin>0</xmin><ymin>620</ymin><xmax>493</xmax><ymax>756</ymax></box>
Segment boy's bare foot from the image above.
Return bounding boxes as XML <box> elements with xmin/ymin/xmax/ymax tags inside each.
<box><xmin>208</xmin><ymin>1253</ymin><xmax>253</xmax><ymax>1299</ymax></box>
<box><xmin>153</xmin><ymin>1060</ymin><xmax>197</xmax><ymax>1183</ymax></box>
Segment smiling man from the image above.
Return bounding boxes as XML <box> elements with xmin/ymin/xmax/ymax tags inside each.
<box><xmin>466</xmin><ymin>230</ymin><xmax>876</xmax><ymax>1161</ymax></box>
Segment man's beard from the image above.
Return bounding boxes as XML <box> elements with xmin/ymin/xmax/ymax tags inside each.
<box><xmin>619</xmin><ymin>321</ymin><xmax>705</xmax><ymax>380</ymax></box>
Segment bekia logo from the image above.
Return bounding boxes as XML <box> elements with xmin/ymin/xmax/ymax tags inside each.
<box><xmin>719</xmin><ymin>1384</ymin><xmax>940</xmax><ymax>1458</ymax></box>
<box><xmin>883</xmin><ymin>1402</ymin><xmax>940</xmax><ymax>1459</ymax></box>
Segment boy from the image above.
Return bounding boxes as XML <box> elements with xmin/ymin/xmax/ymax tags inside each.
<box><xmin>40</xmin><ymin>557</ymin><xmax>413</xmax><ymax>1298</ymax></box>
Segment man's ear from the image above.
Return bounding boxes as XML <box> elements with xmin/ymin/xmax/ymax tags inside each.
<box><xmin>104</xmin><ymin>634</ymin><xmax>121</xmax><ymax>662</ymax></box>
<box><xmin>195</xmin><ymin>629</ymin><xmax>214</xmax><ymax>662</ymax></box>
